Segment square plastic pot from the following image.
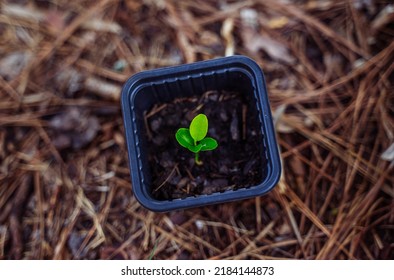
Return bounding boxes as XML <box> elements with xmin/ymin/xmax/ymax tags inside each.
<box><xmin>121</xmin><ymin>55</ymin><xmax>281</xmax><ymax>212</ymax></box>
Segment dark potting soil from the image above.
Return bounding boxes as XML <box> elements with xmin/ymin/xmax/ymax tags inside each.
<box><xmin>145</xmin><ymin>90</ymin><xmax>267</xmax><ymax>200</ymax></box>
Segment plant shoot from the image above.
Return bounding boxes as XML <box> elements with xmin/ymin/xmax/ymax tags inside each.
<box><xmin>175</xmin><ymin>114</ymin><xmax>218</xmax><ymax>165</ymax></box>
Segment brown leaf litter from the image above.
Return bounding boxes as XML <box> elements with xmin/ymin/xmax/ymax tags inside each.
<box><xmin>0</xmin><ymin>0</ymin><xmax>393</xmax><ymax>260</ymax></box>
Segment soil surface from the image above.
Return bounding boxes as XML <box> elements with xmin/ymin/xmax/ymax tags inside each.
<box><xmin>145</xmin><ymin>90</ymin><xmax>267</xmax><ymax>200</ymax></box>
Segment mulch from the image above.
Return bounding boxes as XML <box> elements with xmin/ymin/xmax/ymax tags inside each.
<box><xmin>0</xmin><ymin>0</ymin><xmax>393</xmax><ymax>259</ymax></box>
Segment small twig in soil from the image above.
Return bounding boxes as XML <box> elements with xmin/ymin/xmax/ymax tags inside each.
<box><xmin>184</xmin><ymin>167</ymin><xmax>195</xmax><ymax>181</ymax></box>
<box><xmin>9</xmin><ymin>174</ymin><xmax>32</xmax><ymax>259</ymax></box>
<box><xmin>191</xmin><ymin>104</ymin><xmax>204</xmax><ymax>114</ymax></box>
<box><xmin>153</xmin><ymin>164</ymin><xmax>179</xmax><ymax>193</ymax></box>
<box><xmin>145</xmin><ymin>104</ymin><xmax>167</xmax><ymax>118</ymax></box>
<box><xmin>143</xmin><ymin>111</ymin><xmax>153</xmax><ymax>140</ymax></box>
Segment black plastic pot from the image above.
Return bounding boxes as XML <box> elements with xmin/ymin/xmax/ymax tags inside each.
<box><xmin>121</xmin><ymin>55</ymin><xmax>281</xmax><ymax>212</ymax></box>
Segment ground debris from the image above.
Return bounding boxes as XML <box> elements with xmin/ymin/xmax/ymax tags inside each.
<box><xmin>0</xmin><ymin>51</ymin><xmax>32</xmax><ymax>81</ymax></box>
<box><xmin>0</xmin><ymin>0</ymin><xmax>392</xmax><ymax>260</ymax></box>
<box><xmin>49</xmin><ymin>108</ymin><xmax>100</xmax><ymax>150</ymax></box>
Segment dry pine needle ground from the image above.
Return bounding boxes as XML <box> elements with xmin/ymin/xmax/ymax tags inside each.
<box><xmin>0</xmin><ymin>0</ymin><xmax>393</xmax><ymax>259</ymax></box>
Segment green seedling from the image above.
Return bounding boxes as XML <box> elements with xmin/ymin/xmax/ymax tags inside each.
<box><xmin>175</xmin><ymin>114</ymin><xmax>218</xmax><ymax>165</ymax></box>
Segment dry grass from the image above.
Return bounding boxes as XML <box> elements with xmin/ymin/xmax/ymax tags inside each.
<box><xmin>0</xmin><ymin>0</ymin><xmax>393</xmax><ymax>259</ymax></box>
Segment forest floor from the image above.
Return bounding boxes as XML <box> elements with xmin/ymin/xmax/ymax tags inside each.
<box><xmin>0</xmin><ymin>0</ymin><xmax>393</xmax><ymax>259</ymax></box>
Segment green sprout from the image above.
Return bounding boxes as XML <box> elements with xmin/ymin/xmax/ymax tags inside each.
<box><xmin>175</xmin><ymin>114</ymin><xmax>218</xmax><ymax>165</ymax></box>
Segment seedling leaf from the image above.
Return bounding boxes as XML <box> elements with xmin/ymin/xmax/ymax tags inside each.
<box><xmin>187</xmin><ymin>143</ymin><xmax>203</xmax><ymax>153</ymax></box>
<box><xmin>200</xmin><ymin>137</ymin><xmax>218</xmax><ymax>151</ymax></box>
<box><xmin>189</xmin><ymin>114</ymin><xmax>208</xmax><ymax>142</ymax></box>
<box><xmin>175</xmin><ymin>128</ymin><xmax>194</xmax><ymax>148</ymax></box>
<box><xmin>175</xmin><ymin>113</ymin><xmax>218</xmax><ymax>165</ymax></box>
